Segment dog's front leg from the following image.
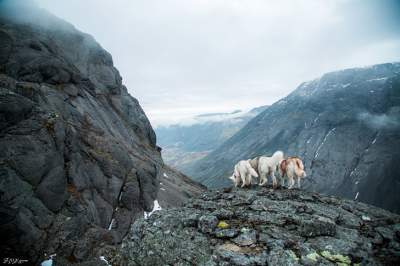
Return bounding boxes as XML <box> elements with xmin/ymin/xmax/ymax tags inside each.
<box><xmin>259</xmin><ymin>173</ymin><xmax>267</xmax><ymax>186</ymax></box>
<box><xmin>280</xmin><ymin>175</ymin><xmax>285</xmax><ymax>188</ymax></box>
<box><xmin>297</xmin><ymin>177</ymin><xmax>301</xmax><ymax>189</ymax></box>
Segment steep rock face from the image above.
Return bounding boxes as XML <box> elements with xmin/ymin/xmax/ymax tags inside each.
<box><xmin>157</xmin><ymin>165</ymin><xmax>206</xmax><ymax>209</ymax></box>
<box><xmin>0</xmin><ymin>2</ymin><xmax>202</xmax><ymax>263</ymax></box>
<box><xmin>120</xmin><ymin>187</ymin><xmax>400</xmax><ymax>265</ymax></box>
<box><xmin>186</xmin><ymin>63</ymin><xmax>400</xmax><ymax>213</ymax></box>
<box><xmin>155</xmin><ymin>106</ymin><xmax>268</xmax><ymax>171</ymax></box>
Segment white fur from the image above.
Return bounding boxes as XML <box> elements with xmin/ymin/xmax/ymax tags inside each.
<box><xmin>257</xmin><ymin>151</ymin><xmax>284</xmax><ymax>187</ymax></box>
<box><xmin>228</xmin><ymin>160</ymin><xmax>259</xmax><ymax>188</ymax></box>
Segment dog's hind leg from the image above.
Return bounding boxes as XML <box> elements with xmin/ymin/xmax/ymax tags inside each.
<box><xmin>287</xmin><ymin>172</ymin><xmax>295</xmax><ymax>189</ymax></box>
<box><xmin>271</xmin><ymin>169</ymin><xmax>277</xmax><ymax>189</ymax></box>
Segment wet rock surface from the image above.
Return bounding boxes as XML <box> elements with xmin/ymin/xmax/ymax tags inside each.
<box><xmin>0</xmin><ymin>2</ymin><xmax>204</xmax><ymax>264</ymax></box>
<box><xmin>120</xmin><ymin>187</ymin><xmax>400</xmax><ymax>265</ymax></box>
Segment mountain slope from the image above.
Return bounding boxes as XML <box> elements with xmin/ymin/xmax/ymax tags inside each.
<box><xmin>186</xmin><ymin>62</ymin><xmax>400</xmax><ymax>213</ymax></box>
<box><xmin>156</xmin><ymin>107</ymin><xmax>268</xmax><ymax>170</ymax></box>
<box><xmin>0</xmin><ymin>1</ymin><xmax>203</xmax><ymax>263</ymax></box>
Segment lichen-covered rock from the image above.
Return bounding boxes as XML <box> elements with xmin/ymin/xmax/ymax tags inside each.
<box><xmin>121</xmin><ymin>187</ymin><xmax>400</xmax><ymax>265</ymax></box>
<box><xmin>198</xmin><ymin>215</ymin><xmax>219</xmax><ymax>234</ymax></box>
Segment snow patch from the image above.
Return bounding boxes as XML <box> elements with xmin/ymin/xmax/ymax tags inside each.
<box><xmin>160</xmin><ymin>188</ymin><xmax>166</xmax><ymax>191</ymax></box>
<box><xmin>315</xmin><ymin>128</ymin><xmax>336</xmax><ymax>158</ymax></box>
<box><xmin>362</xmin><ymin>215</ymin><xmax>371</xmax><ymax>221</ymax></box>
<box><xmin>163</xmin><ymin>172</ymin><xmax>169</xmax><ymax>178</ymax></box>
<box><xmin>108</xmin><ymin>218</ymin><xmax>115</xmax><ymax>230</ymax></box>
<box><xmin>366</xmin><ymin>77</ymin><xmax>387</xmax><ymax>82</ymax></box>
<box><xmin>372</xmin><ymin>137</ymin><xmax>377</xmax><ymax>145</ymax></box>
<box><xmin>313</xmin><ymin>113</ymin><xmax>322</xmax><ymax>124</ymax></box>
<box><xmin>144</xmin><ymin>200</ymin><xmax>162</xmax><ymax>219</ymax></box>
<box><xmin>99</xmin><ymin>256</ymin><xmax>111</xmax><ymax>266</ymax></box>
<box><xmin>342</xmin><ymin>83</ymin><xmax>351</xmax><ymax>88</ymax></box>
<box><xmin>354</xmin><ymin>192</ymin><xmax>359</xmax><ymax>200</ymax></box>
<box><xmin>41</xmin><ymin>254</ymin><xmax>56</xmax><ymax>266</ymax></box>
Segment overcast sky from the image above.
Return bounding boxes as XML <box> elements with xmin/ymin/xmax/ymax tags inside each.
<box><xmin>36</xmin><ymin>0</ymin><xmax>400</xmax><ymax>127</ymax></box>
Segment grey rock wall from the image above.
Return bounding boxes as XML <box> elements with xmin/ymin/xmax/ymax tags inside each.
<box><xmin>0</xmin><ymin>2</ymin><xmax>203</xmax><ymax>263</ymax></box>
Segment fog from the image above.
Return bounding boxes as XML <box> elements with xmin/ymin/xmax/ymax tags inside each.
<box><xmin>358</xmin><ymin>107</ymin><xmax>400</xmax><ymax>130</ymax></box>
<box><xmin>35</xmin><ymin>0</ymin><xmax>400</xmax><ymax>126</ymax></box>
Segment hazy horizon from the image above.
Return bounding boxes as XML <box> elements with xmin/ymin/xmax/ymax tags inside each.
<box><xmin>36</xmin><ymin>0</ymin><xmax>400</xmax><ymax>127</ymax></box>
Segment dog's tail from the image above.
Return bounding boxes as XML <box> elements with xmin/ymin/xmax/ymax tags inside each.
<box><xmin>272</xmin><ymin>150</ymin><xmax>284</xmax><ymax>163</ymax></box>
<box><xmin>246</xmin><ymin>163</ymin><xmax>259</xmax><ymax>177</ymax></box>
<box><xmin>294</xmin><ymin>158</ymin><xmax>306</xmax><ymax>177</ymax></box>
<box><xmin>295</xmin><ymin>158</ymin><xmax>304</xmax><ymax>170</ymax></box>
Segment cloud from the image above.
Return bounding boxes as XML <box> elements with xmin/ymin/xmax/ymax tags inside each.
<box><xmin>33</xmin><ymin>0</ymin><xmax>400</xmax><ymax>126</ymax></box>
<box><xmin>358</xmin><ymin>107</ymin><xmax>400</xmax><ymax>130</ymax></box>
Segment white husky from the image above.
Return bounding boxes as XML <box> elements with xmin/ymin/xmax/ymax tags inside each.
<box><xmin>256</xmin><ymin>151</ymin><xmax>284</xmax><ymax>187</ymax></box>
<box><xmin>228</xmin><ymin>160</ymin><xmax>259</xmax><ymax>188</ymax></box>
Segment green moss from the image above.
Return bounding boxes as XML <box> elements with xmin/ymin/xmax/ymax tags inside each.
<box><xmin>320</xmin><ymin>250</ymin><xmax>351</xmax><ymax>265</ymax></box>
<box><xmin>306</xmin><ymin>252</ymin><xmax>320</xmax><ymax>262</ymax></box>
<box><xmin>287</xmin><ymin>250</ymin><xmax>299</xmax><ymax>261</ymax></box>
<box><xmin>217</xmin><ymin>221</ymin><xmax>230</xmax><ymax>229</ymax></box>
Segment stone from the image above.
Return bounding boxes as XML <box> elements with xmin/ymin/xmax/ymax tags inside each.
<box><xmin>299</xmin><ymin>216</ymin><xmax>336</xmax><ymax>237</ymax></box>
<box><xmin>215</xmin><ymin>228</ymin><xmax>238</xmax><ymax>238</ymax></box>
<box><xmin>232</xmin><ymin>228</ymin><xmax>257</xmax><ymax>246</ymax></box>
<box><xmin>198</xmin><ymin>215</ymin><xmax>218</xmax><ymax>234</ymax></box>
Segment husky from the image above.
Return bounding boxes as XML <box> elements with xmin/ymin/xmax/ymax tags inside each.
<box><xmin>256</xmin><ymin>151</ymin><xmax>284</xmax><ymax>188</ymax></box>
<box><xmin>279</xmin><ymin>156</ymin><xmax>306</xmax><ymax>189</ymax></box>
<box><xmin>228</xmin><ymin>160</ymin><xmax>259</xmax><ymax>188</ymax></box>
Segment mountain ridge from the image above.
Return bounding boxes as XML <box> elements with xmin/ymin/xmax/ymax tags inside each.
<box><xmin>185</xmin><ymin>62</ymin><xmax>400</xmax><ymax>213</ymax></box>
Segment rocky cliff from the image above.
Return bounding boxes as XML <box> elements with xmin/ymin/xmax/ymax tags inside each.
<box><xmin>186</xmin><ymin>62</ymin><xmax>400</xmax><ymax>214</ymax></box>
<box><xmin>0</xmin><ymin>1</ymin><xmax>203</xmax><ymax>264</ymax></box>
<box><xmin>119</xmin><ymin>187</ymin><xmax>400</xmax><ymax>265</ymax></box>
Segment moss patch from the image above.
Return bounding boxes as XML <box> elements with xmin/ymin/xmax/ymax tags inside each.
<box><xmin>320</xmin><ymin>250</ymin><xmax>351</xmax><ymax>265</ymax></box>
<box><xmin>217</xmin><ymin>221</ymin><xmax>230</xmax><ymax>229</ymax></box>
<box><xmin>306</xmin><ymin>252</ymin><xmax>321</xmax><ymax>262</ymax></box>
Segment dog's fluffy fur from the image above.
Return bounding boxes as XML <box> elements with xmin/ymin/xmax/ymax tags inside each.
<box><xmin>279</xmin><ymin>157</ymin><xmax>306</xmax><ymax>189</ymax></box>
<box><xmin>228</xmin><ymin>160</ymin><xmax>259</xmax><ymax>187</ymax></box>
<box><xmin>256</xmin><ymin>151</ymin><xmax>284</xmax><ymax>187</ymax></box>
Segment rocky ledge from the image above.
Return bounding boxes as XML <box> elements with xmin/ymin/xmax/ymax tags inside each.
<box><xmin>120</xmin><ymin>187</ymin><xmax>400</xmax><ymax>265</ymax></box>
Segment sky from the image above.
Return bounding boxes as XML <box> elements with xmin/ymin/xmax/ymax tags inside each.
<box><xmin>35</xmin><ymin>0</ymin><xmax>400</xmax><ymax>127</ymax></box>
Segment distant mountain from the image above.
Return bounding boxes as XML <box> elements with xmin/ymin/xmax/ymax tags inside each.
<box><xmin>185</xmin><ymin>62</ymin><xmax>400</xmax><ymax>213</ymax></box>
<box><xmin>155</xmin><ymin>106</ymin><xmax>268</xmax><ymax>170</ymax></box>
